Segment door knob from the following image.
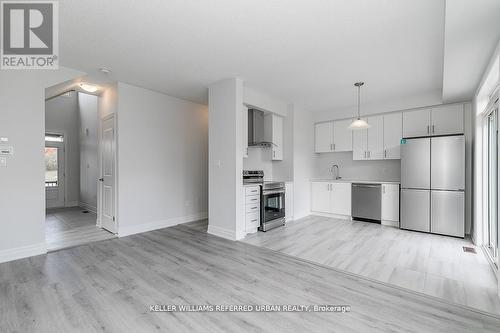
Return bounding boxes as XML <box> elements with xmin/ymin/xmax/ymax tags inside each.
<box><xmin>98</xmin><ymin>178</ymin><xmax>104</xmax><ymax>182</ymax></box>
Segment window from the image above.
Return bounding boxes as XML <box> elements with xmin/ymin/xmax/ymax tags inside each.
<box><xmin>45</xmin><ymin>147</ymin><xmax>59</xmax><ymax>187</ymax></box>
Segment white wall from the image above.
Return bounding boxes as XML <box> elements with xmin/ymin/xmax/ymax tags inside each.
<box><xmin>244</xmin><ymin>148</ymin><xmax>273</xmax><ymax>179</ymax></box>
<box><xmin>292</xmin><ymin>106</ymin><xmax>315</xmax><ymax>220</ymax></box>
<box><xmin>116</xmin><ymin>82</ymin><xmax>208</xmax><ymax>236</ymax></box>
<box><xmin>313</xmin><ymin>90</ymin><xmax>442</xmax><ymax>122</ymax></box>
<box><xmin>208</xmin><ymin>78</ymin><xmax>245</xmax><ymax>240</ymax></box>
<box><xmin>78</xmin><ymin>93</ymin><xmax>99</xmax><ymax>211</ymax></box>
<box><xmin>0</xmin><ymin>68</ymin><xmax>84</xmax><ymax>263</ymax></box>
<box><xmin>314</xmin><ymin>152</ymin><xmax>401</xmax><ymax>182</ymax></box>
<box><xmin>45</xmin><ymin>91</ymin><xmax>80</xmax><ymax>206</ymax></box>
<box><xmin>244</xmin><ymin>85</ymin><xmax>288</xmax><ymax>117</ymax></box>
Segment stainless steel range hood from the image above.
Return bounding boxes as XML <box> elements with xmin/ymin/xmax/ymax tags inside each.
<box><xmin>248</xmin><ymin>108</ymin><xmax>274</xmax><ymax>148</ymax></box>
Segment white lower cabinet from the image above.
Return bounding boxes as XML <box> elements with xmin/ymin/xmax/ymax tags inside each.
<box><xmin>311</xmin><ymin>182</ymin><xmax>331</xmax><ymax>213</ymax></box>
<box><xmin>311</xmin><ymin>182</ymin><xmax>351</xmax><ymax>216</ymax></box>
<box><xmin>244</xmin><ymin>186</ymin><xmax>260</xmax><ymax>233</ymax></box>
<box><xmin>381</xmin><ymin>184</ymin><xmax>399</xmax><ymax>223</ymax></box>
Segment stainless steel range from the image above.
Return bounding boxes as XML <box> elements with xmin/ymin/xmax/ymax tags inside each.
<box><xmin>260</xmin><ymin>181</ymin><xmax>285</xmax><ymax>231</ymax></box>
<box><xmin>243</xmin><ymin>170</ymin><xmax>285</xmax><ymax>232</ymax></box>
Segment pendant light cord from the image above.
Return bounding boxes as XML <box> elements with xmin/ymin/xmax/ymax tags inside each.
<box><xmin>357</xmin><ymin>85</ymin><xmax>361</xmax><ymax>119</ymax></box>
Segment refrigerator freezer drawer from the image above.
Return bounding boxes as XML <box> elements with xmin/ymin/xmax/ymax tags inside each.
<box><xmin>401</xmin><ymin>138</ymin><xmax>430</xmax><ymax>189</ymax></box>
<box><xmin>431</xmin><ymin>136</ymin><xmax>465</xmax><ymax>190</ymax></box>
<box><xmin>401</xmin><ymin>189</ymin><xmax>430</xmax><ymax>232</ymax></box>
<box><xmin>431</xmin><ymin>190</ymin><xmax>465</xmax><ymax>237</ymax></box>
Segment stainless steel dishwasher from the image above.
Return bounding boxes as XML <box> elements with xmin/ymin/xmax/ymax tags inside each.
<box><xmin>351</xmin><ymin>183</ymin><xmax>381</xmax><ymax>222</ymax></box>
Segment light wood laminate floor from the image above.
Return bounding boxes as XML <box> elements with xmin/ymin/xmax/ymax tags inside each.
<box><xmin>46</xmin><ymin>207</ymin><xmax>115</xmax><ymax>251</ymax></box>
<box><xmin>1</xmin><ymin>222</ymin><xmax>500</xmax><ymax>332</ymax></box>
<box><xmin>242</xmin><ymin>215</ymin><xmax>500</xmax><ymax>315</ymax></box>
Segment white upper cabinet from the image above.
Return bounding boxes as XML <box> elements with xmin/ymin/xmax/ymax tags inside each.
<box><xmin>353</xmin><ymin>116</ymin><xmax>383</xmax><ymax>160</ymax></box>
<box><xmin>352</xmin><ymin>118</ymin><xmax>368</xmax><ymax>160</ymax></box>
<box><xmin>333</xmin><ymin>119</ymin><xmax>353</xmax><ymax>152</ymax></box>
<box><xmin>383</xmin><ymin>112</ymin><xmax>402</xmax><ymax>159</ymax></box>
<box><xmin>431</xmin><ymin>104</ymin><xmax>464</xmax><ymax>136</ymax></box>
<box><xmin>403</xmin><ymin>108</ymin><xmax>431</xmax><ymax>138</ymax></box>
<box><xmin>315</xmin><ymin>120</ymin><xmax>353</xmax><ymax>153</ymax></box>
<box><xmin>402</xmin><ymin>104</ymin><xmax>464</xmax><ymax>138</ymax></box>
<box><xmin>265</xmin><ymin>113</ymin><xmax>283</xmax><ymax>161</ymax></box>
<box><xmin>315</xmin><ymin>122</ymin><xmax>333</xmax><ymax>153</ymax></box>
<box><xmin>366</xmin><ymin>115</ymin><xmax>384</xmax><ymax>160</ymax></box>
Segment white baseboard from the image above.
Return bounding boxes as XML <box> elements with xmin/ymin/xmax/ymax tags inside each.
<box><xmin>0</xmin><ymin>242</ymin><xmax>47</xmax><ymax>264</ymax></box>
<box><xmin>381</xmin><ymin>220</ymin><xmax>399</xmax><ymax>228</ymax></box>
<box><xmin>207</xmin><ymin>225</ymin><xmax>245</xmax><ymax>241</ymax></box>
<box><xmin>311</xmin><ymin>212</ymin><xmax>351</xmax><ymax>220</ymax></box>
<box><xmin>118</xmin><ymin>212</ymin><xmax>208</xmax><ymax>238</ymax></box>
<box><xmin>78</xmin><ymin>202</ymin><xmax>97</xmax><ymax>214</ymax></box>
<box><xmin>65</xmin><ymin>201</ymin><xmax>79</xmax><ymax>208</ymax></box>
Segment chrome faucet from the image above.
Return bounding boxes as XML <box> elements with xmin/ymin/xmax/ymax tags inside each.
<box><xmin>330</xmin><ymin>164</ymin><xmax>341</xmax><ymax>180</ymax></box>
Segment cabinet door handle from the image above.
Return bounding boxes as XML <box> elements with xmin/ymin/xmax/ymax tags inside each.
<box><xmin>333</xmin><ymin>143</ymin><xmax>336</xmax><ymax>151</ymax></box>
<box><xmin>364</xmin><ymin>151</ymin><xmax>366</xmax><ymax>158</ymax></box>
<box><xmin>330</xmin><ymin>143</ymin><xmax>333</xmax><ymax>151</ymax></box>
<box><xmin>432</xmin><ymin>125</ymin><xmax>435</xmax><ymax>134</ymax></box>
<box><xmin>384</xmin><ymin>149</ymin><xmax>387</xmax><ymax>158</ymax></box>
<box><xmin>427</xmin><ymin>125</ymin><xmax>430</xmax><ymax>134</ymax></box>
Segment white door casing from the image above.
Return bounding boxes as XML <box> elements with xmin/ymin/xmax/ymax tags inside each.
<box><xmin>99</xmin><ymin>115</ymin><xmax>117</xmax><ymax>233</ymax></box>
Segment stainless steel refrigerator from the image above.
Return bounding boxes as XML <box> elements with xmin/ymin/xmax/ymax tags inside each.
<box><xmin>400</xmin><ymin>135</ymin><xmax>465</xmax><ymax>237</ymax></box>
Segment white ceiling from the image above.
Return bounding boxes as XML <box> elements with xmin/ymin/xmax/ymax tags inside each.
<box><xmin>442</xmin><ymin>0</ymin><xmax>500</xmax><ymax>103</ymax></box>
<box><xmin>60</xmin><ymin>0</ymin><xmax>448</xmax><ymax>111</ymax></box>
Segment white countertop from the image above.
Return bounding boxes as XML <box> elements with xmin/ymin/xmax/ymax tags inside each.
<box><xmin>310</xmin><ymin>178</ymin><xmax>400</xmax><ymax>185</ymax></box>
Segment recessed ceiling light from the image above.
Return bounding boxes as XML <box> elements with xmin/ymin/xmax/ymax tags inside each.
<box><xmin>79</xmin><ymin>83</ymin><xmax>100</xmax><ymax>93</ymax></box>
<box><xmin>99</xmin><ymin>66</ymin><xmax>111</xmax><ymax>74</ymax></box>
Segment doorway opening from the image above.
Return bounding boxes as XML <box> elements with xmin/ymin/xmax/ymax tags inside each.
<box><xmin>45</xmin><ymin>90</ymin><xmax>115</xmax><ymax>251</ymax></box>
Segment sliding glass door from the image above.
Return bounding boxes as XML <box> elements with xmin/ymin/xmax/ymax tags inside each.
<box><xmin>487</xmin><ymin>108</ymin><xmax>498</xmax><ymax>260</ymax></box>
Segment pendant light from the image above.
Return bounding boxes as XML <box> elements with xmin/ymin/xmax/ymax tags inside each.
<box><xmin>348</xmin><ymin>82</ymin><xmax>370</xmax><ymax>130</ymax></box>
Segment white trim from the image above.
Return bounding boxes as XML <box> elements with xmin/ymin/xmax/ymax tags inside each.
<box><xmin>207</xmin><ymin>224</ymin><xmax>245</xmax><ymax>241</ymax></box>
<box><xmin>118</xmin><ymin>212</ymin><xmax>208</xmax><ymax>238</ymax></box>
<box><xmin>0</xmin><ymin>243</ymin><xmax>47</xmax><ymax>264</ymax></box>
<box><xmin>310</xmin><ymin>212</ymin><xmax>351</xmax><ymax>220</ymax></box>
<box><xmin>78</xmin><ymin>201</ymin><xmax>97</xmax><ymax>214</ymax></box>
<box><xmin>65</xmin><ymin>200</ymin><xmax>79</xmax><ymax>207</ymax></box>
<box><xmin>381</xmin><ymin>220</ymin><xmax>399</xmax><ymax>228</ymax></box>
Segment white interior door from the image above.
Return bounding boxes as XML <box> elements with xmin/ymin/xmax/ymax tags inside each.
<box><xmin>45</xmin><ymin>138</ymin><xmax>65</xmax><ymax>208</ymax></box>
<box><xmin>100</xmin><ymin>115</ymin><xmax>117</xmax><ymax>233</ymax></box>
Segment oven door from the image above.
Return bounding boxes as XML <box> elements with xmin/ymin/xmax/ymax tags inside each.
<box><xmin>262</xmin><ymin>190</ymin><xmax>285</xmax><ymax>223</ymax></box>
